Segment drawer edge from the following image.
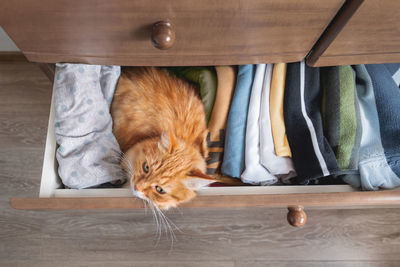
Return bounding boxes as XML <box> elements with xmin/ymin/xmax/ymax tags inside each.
<box><xmin>10</xmin><ymin>190</ymin><xmax>400</xmax><ymax>210</ymax></box>
<box><xmin>310</xmin><ymin>52</ymin><xmax>400</xmax><ymax>67</ymax></box>
<box><xmin>23</xmin><ymin>51</ymin><xmax>307</xmax><ymax>67</ymax></box>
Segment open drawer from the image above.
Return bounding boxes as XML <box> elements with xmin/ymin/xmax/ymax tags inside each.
<box><xmin>4</xmin><ymin>0</ymin><xmax>400</xmax><ymax>227</ymax></box>
<box><xmin>10</xmin><ymin>82</ymin><xmax>400</xmax><ymax>227</ymax></box>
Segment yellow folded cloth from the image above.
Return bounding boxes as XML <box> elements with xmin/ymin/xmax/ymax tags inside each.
<box><xmin>270</xmin><ymin>63</ymin><xmax>292</xmax><ymax>157</ymax></box>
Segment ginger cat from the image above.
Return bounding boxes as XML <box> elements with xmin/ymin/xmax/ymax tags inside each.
<box><xmin>111</xmin><ymin>67</ymin><xmax>216</xmax><ymax>209</ymax></box>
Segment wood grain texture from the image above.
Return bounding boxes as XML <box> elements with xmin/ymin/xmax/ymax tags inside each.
<box><xmin>0</xmin><ymin>63</ymin><xmax>51</xmax><ymax>150</ymax></box>
<box><xmin>306</xmin><ymin>0</ymin><xmax>364</xmax><ymax>66</ymax></box>
<box><xmin>11</xmin><ymin>209</ymin><xmax>400</xmax><ymax>261</ymax></box>
<box><xmin>312</xmin><ymin>0</ymin><xmax>400</xmax><ymax>66</ymax></box>
<box><xmin>10</xmin><ymin>189</ymin><xmax>400</xmax><ymax>210</ymax></box>
<box><xmin>1</xmin><ymin>261</ymin><xmax>400</xmax><ymax>267</ymax></box>
<box><xmin>236</xmin><ymin>261</ymin><xmax>400</xmax><ymax>267</ymax></box>
<box><xmin>0</xmin><ymin>261</ymin><xmax>235</xmax><ymax>267</ymax></box>
<box><xmin>2</xmin><ymin>62</ymin><xmax>400</xmax><ymax>265</ymax></box>
<box><xmin>0</xmin><ymin>0</ymin><xmax>344</xmax><ymax>66</ymax></box>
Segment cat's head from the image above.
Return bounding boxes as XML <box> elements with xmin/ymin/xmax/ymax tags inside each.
<box><xmin>121</xmin><ymin>131</ymin><xmax>215</xmax><ymax>210</ymax></box>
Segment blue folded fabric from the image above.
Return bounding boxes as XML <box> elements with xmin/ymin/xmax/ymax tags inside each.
<box><xmin>343</xmin><ymin>64</ymin><xmax>400</xmax><ymax>190</ymax></box>
<box><xmin>368</xmin><ymin>64</ymin><xmax>400</xmax><ymax>178</ymax></box>
<box><xmin>221</xmin><ymin>65</ymin><xmax>255</xmax><ymax>178</ymax></box>
<box><xmin>384</xmin><ymin>63</ymin><xmax>400</xmax><ymax>87</ymax></box>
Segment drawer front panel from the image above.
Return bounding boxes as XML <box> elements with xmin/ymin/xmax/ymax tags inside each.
<box><xmin>311</xmin><ymin>0</ymin><xmax>400</xmax><ymax>66</ymax></box>
<box><xmin>1</xmin><ymin>0</ymin><xmax>344</xmax><ymax>66</ymax></box>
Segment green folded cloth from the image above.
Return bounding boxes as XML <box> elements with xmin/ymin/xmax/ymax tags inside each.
<box><xmin>167</xmin><ymin>67</ymin><xmax>217</xmax><ymax>124</ymax></box>
<box><xmin>321</xmin><ymin>65</ymin><xmax>361</xmax><ymax>172</ymax></box>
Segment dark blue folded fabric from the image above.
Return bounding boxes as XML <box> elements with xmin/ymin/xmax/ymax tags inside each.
<box><xmin>284</xmin><ymin>61</ymin><xmax>340</xmax><ymax>183</ymax></box>
<box><xmin>221</xmin><ymin>65</ymin><xmax>255</xmax><ymax>178</ymax></box>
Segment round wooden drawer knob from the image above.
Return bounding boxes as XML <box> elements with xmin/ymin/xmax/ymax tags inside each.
<box><xmin>287</xmin><ymin>206</ymin><xmax>307</xmax><ymax>227</ymax></box>
<box><xmin>151</xmin><ymin>21</ymin><xmax>175</xmax><ymax>50</ymax></box>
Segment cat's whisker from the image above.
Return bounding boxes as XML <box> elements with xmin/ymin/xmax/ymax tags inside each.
<box><xmin>156</xmin><ymin>207</ymin><xmax>171</xmax><ymax>242</ymax></box>
<box><xmin>149</xmin><ymin>201</ymin><xmax>162</xmax><ymax>246</ymax></box>
<box><xmin>109</xmin><ymin>152</ymin><xmax>126</xmax><ymax>166</ymax></box>
<box><xmin>153</xmin><ymin>205</ymin><xmax>162</xmax><ymax>242</ymax></box>
<box><xmin>155</xmin><ymin>205</ymin><xmax>179</xmax><ymax>242</ymax></box>
<box><xmin>128</xmin><ymin>163</ymin><xmax>135</xmax><ymax>179</ymax></box>
<box><xmin>155</xmin><ymin>206</ymin><xmax>175</xmax><ymax>248</ymax></box>
<box><xmin>153</xmin><ymin>215</ymin><xmax>162</xmax><ymax>247</ymax></box>
<box><xmin>156</xmin><ymin>206</ymin><xmax>182</xmax><ymax>234</ymax></box>
<box><xmin>164</xmin><ymin>217</ymin><xmax>176</xmax><ymax>244</ymax></box>
<box><xmin>142</xmin><ymin>199</ymin><xmax>148</xmax><ymax>215</ymax></box>
<box><xmin>162</xmin><ymin>214</ymin><xmax>175</xmax><ymax>250</ymax></box>
<box><xmin>121</xmin><ymin>156</ymin><xmax>136</xmax><ymax>190</ymax></box>
<box><xmin>157</xmin><ymin>210</ymin><xmax>178</xmax><ymax>253</ymax></box>
<box><xmin>126</xmin><ymin>165</ymin><xmax>134</xmax><ymax>180</ymax></box>
<box><xmin>121</xmin><ymin>154</ymin><xmax>134</xmax><ymax>176</ymax></box>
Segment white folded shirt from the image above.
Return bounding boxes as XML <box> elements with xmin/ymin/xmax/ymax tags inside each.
<box><xmin>241</xmin><ymin>64</ymin><xmax>278</xmax><ymax>185</ymax></box>
<box><xmin>259</xmin><ymin>64</ymin><xmax>296</xmax><ymax>182</ymax></box>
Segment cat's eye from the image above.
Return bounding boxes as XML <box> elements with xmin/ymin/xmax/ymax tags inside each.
<box><xmin>155</xmin><ymin>185</ymin><xmax>165</xmax><ymax>194</ymax></box>
<box><xmin>142</xmin><ymin>162</ymin><xmax>149</xmax><ymax>173</ymax></box>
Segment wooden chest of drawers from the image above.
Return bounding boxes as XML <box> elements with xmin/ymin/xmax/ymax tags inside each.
<box><xmin>2</xmin><ymin>0</ymin><xmax>400</xmax><ymax>227</ymax></box>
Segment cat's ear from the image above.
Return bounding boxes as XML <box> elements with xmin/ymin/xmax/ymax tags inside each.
<box><xmin>159</xmin><ymin>130</ymin><xmax>178</xmax><ymax>153</ymax></box>
<box><xmin>183</xmin><ymin>169</ymin><xmax>216</xmax><ymax>191</ymax></box>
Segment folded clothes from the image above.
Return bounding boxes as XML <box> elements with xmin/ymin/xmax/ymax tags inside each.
<box><xmin>206</xmin><ymin>66</ymin><xmax>236</xmax><ymax>174</ymax></box>
<box><xmin>370</xmin><ymin>63</ymin><xmax>400</xmax><ymax>181</ymax></box>
<box><xmin>53</xmin><ymin>61</ymin><xmax>400</xmax><ymax>190</ymax></box>
<box><xmin>284</xmin><ymin>61</ymin><xmax>340</xmax><ymax>184</ymax></box>
<box><xmin>167</xmin><ymin>67</ymin><xmax>217</xmax><ymax>124</ymax></box>
<box><xmin>385</xmin><ymin>63</ymin><xmax>400</xmax><ymax>87</ymax></box>
<box><xmin>320</xmin><ymin>66</ymin><xmax>361</xmax><ymax>173</ymax></box>
<box><xmin>344</xmin><ymin>64</ymin><xmax>400</xmax><ymax>190</ymax></box>
<box><xmin>270</xmin><ymin>63</ymin><xmax>292</xmax><ymax>158</ymax></box>
<box><xmin>54</xmin><ymin>63</ymin><xmax>125</xmax><ymax>189</ymax></box>
<box><xmin>259</xmin><ymin>64</ymin><xmax>296</xmax><ymax>181</ymax></box>
<box><xmin>241</xmin><ymin>64</ymin><xmax>277</xmax><ymax>185</ymax></box>
<box><xmin>221</xmin><ymin>65</ymin><xmax>255</xmax><ymax>178</ymax></box>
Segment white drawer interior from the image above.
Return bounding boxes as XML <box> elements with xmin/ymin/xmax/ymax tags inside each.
<box><xmin>39</xmin><ymin>86</ymin><xmax>356</xmax><ymax>198</ymax></box>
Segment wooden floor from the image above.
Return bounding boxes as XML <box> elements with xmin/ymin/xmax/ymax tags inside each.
<box><xmin>1</xmin><ymin>61</ymin><xmax>400</xmax><ymax>267</ymax></box>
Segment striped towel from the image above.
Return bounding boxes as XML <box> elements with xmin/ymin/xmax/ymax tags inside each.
<box><xmin>320</xmin><ymin>65</ymin><xmax>361</xmax><ymax>173</ymax></box>
<box><xmin>206</xmin><ymin>66</ymin><xmax>236</xmax><ymax>175</ymax></box>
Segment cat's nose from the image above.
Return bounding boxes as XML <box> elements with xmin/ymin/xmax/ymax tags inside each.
<box><xmin>133</xmin><ymin>184</ymin><xmax>138</xmax><ymax>191</ymax></box>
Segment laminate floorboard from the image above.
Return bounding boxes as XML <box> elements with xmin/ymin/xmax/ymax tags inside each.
<box><xmin>0</xmin><ymin>61</ymin><xmax>400</xmax><ymax>266</ymax></box>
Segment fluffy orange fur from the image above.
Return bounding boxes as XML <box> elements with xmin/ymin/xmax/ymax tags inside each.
<box><xmin>111</xmin><ymin>67</ymin><xmax>216</xmax><ymax>209</ymax></box>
